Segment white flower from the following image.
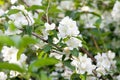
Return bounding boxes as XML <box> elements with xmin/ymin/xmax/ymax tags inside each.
<box><xmin>1</xmin><ymin>46</ymin><xmax>27</xmax><ymax>67</ymax></box>
<box><xmin>45</xmin><ymin>23</ymin><xmax>55</xmax><ymax>31</ymax></box>
<box><xmin>58</xmin><ymin>16</ymin><xmax>79</xmax><ymax>38</ymax></box>
<box><xmin>65</xmin><ymin>37</ymin><xmax>82</xmax><ymax>50</ymax></box>
<box><xmin>0</xmin><ymin>9</ymin><xmax>5</xmax><ymax>16</ymax></box>
<box><xmin>8</xmin><ymin>5</ymin><xmax>34</xmax><ymax>28</ymax></box>
<box><xmin>96</xmin><ymin>66</ymin><xmax>106</xmax><ymax>77</ymax></box>
<box><xmin>42</xmin><ymin>23</ymin><xmax>55</xmax><ymax>40</ymax></box>
<box><xmin>107</xmin><ymin>50</ymin><xmax>115</xmax><ymax>60</ymax></box>
<box><xmin>80</xmin><ymin>14</ymin><xmax>99</xmax><ymax>28</ymax></box>
<box><xmin>0</xmin><ymin>72</ymin><xmax>7</xmax><ymax>80</ymax></box>
<box><xmin>1</xmin><ymin>46</ymin><xmax>18</xmax><ymax>62</ymax></box>
<box><xmin>10</xmin><ymin>71</ymin><xmax>20</xmax><ymax>78</ymax></box>
<box><xmin>49</xmin><ymin>52</ymin><xmax>62</xmax><ymax>60</ymax></box>
<box><xmin>86</xmin><ymin>76</ymin><xmax>96</xmax><ymax>80</ymax></box>
<box><xmin>59</xmin><ymin>0</ymin><xmax>75</xmax><ymax>10</ymax></box>
<box><xmin>11</xmin><ymin>0</ymin><xmax>17</xmax><ymax>4</ymax></box>
<box><xmin>9</xmin><ymin>54</ymin><xmax>27</xmax><ymax>66</ymax></box>
<box><xmin>11</xmin><ymin>5</ymin><xmax>27</xmax><ymax>13</ymax></box>
<box><xmin>23</xmin><ymin>0</ymin><xmax>42</xmax><ymax>6</ymax></box>
<box><xmin>61</xmin><ymin>67</ymin><xmax>72</xmax><ymax>80</ymax></box>
<box><xmin>71</xmin><ymin>54</ymin><xmax>96</xmax><ymax>74</ymax></box>
<box><xmin>5</xmin><ymin>27</ymin><xmax>22</xmax><ymax>35</ymax></box>
<box><xmin>116</xmin><ymin>75</ymin><xmax>120</xmax><ymax>80</ymax></box>
<box><xmin>81</xmin><ymin>6</ymin><xmax>90</xmax><ymax>12</ymax></box>
<box><xmin>111</xmin><ymin>1</ymin><xmax>120</xmax><ymax>21</ymax></box>
<box><xmin>95</xmin><ymin>53</ymin><xmax>110</xmax><ymax>70</ymax></box>
<box><xmin>95</xmin><ymin>51</ymin><xmax>116</xmax><ymax>76</ymax></box>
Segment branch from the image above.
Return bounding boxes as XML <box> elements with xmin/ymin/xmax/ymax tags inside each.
<box><xmin>79</xmin><ymin>47</ymin><xmax>96</xmax><ymax>63</ymax></box>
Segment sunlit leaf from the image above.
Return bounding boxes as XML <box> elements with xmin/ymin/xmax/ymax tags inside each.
<box><xmin>0</xmin><ymin>62</ymin><xmax>25</xmax><ymax>73</ymax></box>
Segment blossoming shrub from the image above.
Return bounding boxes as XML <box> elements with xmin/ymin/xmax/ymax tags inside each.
<box><xmin>0</xmin><ymin>0</ymin><xmax>120</xmax><ymax>80</ymax></box>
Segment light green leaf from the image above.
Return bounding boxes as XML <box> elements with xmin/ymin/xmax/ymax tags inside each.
<box><xmin>0</xmin><ymin>62</ymin><xmax>25</xmax><ymax>73</ymax></box>
<box><xmin>27</xmin><ymin>5</ymin><xmax>45</xmax><ymax>11</ymax></box>
<box><xmin>17</xmin><ymin>48</ymin><xmax>25</xmax><ymax>60</ymax></box>
<box><xmin>19</xmin><ymin>36</ymin><xmax>37</xmax><ymax>48</ymax></box>
<box><xmin>0</xmin><ymin>36</ymin><xmax>14</xmax><ymax>46</ymax></box>
<box><xmin>28</xmin><ymin>58</ymin><xmax>59</xmax><ymax>72</ymax></box>
<box><xmin>7</xmin><ymin>9</ymin><xmax>20</xmax><ymax>15</ymax></box>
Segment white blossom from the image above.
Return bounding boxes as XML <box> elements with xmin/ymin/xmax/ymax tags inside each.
<box><xmin>49</xmin><ymin>52</ymin><xmax>62</xmax><ymax>60</ymax></box>
<box><xmin>0</xmin><ymin>9</ymin><xmax>5</xmax><ymax>16</ymax></box>
<box><xmin>81</xmin><ymin>6</ymin><xmax>90</xmax><ymax>12</ymax></box>
<box><xmin>5</xmin><ymin>27</ymin><xmax>22</xmax><ymax>35</ymax></box>
<box><xmin>1</xmin><ymin>46</ymin><xmax>27</xmax><ymax>67</ymax></box>
<box><xmin>65</xmin><ymin>37</ymin><xmax>82</xmax><ymax>50</ymax></box>
<box><xmin>11</xmin><ymin>0</ymin><xmax>17</xmax><ymax>4</ymax></box>
<box><xmin>80</xmin><ymin>14</ymin><xmax>99</xmax><ymax>28</ymax></box>
<box><xmin>116</xmin><ymin>75</ymin><xmax>120</xmax><ymax>80</ymax></box>
<box><xmin>9</xmin><ymin>71</ymin><xmax>20</xmax><ymax>78</ymax></box>
<box><xmin>23</xmin><ymin>0</ymin><xmax>42</xmax><ymax>6</ymax></box>
<box><xmin>1</xmin><ymin>46</ymin><xmax>18</xmax><ymax>62</ymax></box>
<box><xmin>86</xmin><ymin>76</ymin><xmax>96</xmax><ymax>80</ymax></box>
<box><xmin>8</xmin><ymin>5</ymin><xmax>34</xmax><ymax>28</ymax></box>
<box><xmin>95</xmin><ymin>51</ymin><xmax>116</xmax><ymax>76</ymax></box>
<box><xmin>58</xmin><ymin>16</ymin><xmax>79</xmax><ymax>38</ymax></box>
<box><xmin>44</xmin><ymin>23</ymin><xmax>55</xmax><ymax>31</ymax></box>
<box><xmin>111</xmin><ymin>1</ymin><xmax>120</xmax><ymax>21</ymax></box>
<box><xmin>61</xmin><ymin>67</ymin><xmax>72</xmax><ymax>80</ymax></box>
<box><xmin>59</xmin><ymin>0</ymin><xmax>75</xmax><ymax>10</ymax></box>
<box><xmin>96</xmin><ymin>66</ymin><xmax>106</xmax><ymax>77</ymax></box>
<box><xmin>0</xmin><ymin>72</ymin><xmax>7</xmax><ymax>80</ymax></box>
<box><xmin>71</xmin><ymin>54</ymin><xmax>96</xmax><ymax>75</ymax></box>
<box><xmin>42</xmin><ymin>23</ymin><xmax>55</xmax><ymax>40</ymax></box>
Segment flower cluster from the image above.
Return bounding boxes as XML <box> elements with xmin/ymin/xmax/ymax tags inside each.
<box><xmin>0</xmin><ymin>0</ymin><xmax>119</xmax><ymax>80</ymax></box>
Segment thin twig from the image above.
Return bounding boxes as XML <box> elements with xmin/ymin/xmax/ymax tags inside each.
<box><xmin>91</xmin><ymin>36</ymin><xmax>100</xmax><ymax>51</ymax></box>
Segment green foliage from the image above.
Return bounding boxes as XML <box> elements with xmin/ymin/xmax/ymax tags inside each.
<box><xmin>0</xmin><ymin>35</ymin><xmax>14</xmax><ymax>46</ymax></box>
<box><xmin>28</xmin><ymin>58</ymin><xmax>59</xmax><ymax>72</ymax></box>
<box><xmin>7</xmin><ymin>9</ymin><xmax>21</xmax><ymax>15</ymax></box>
<box><xmin>70</xmin><ymin>48</ymin><xmax>79</xmax><ymax>57</ymax></box>
<box><xmin>0</xmin><ymin>62</ymin><xmax>25</xmax><ymax>73</ymax></box>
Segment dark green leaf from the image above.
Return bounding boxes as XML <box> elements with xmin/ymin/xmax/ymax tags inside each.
<box><xmin>63</xmin><ymin>60</ymin><xmax>75</xmax><ymax>70</ymax></box>
<box><xmin>70</xmin><ymin>48</ymin><xmax>79</xmax><ymax>57</ymax></box>
<box><xmin>70</xmin><ymin>73</ymin><xmax>81</xmax><ymax>80</ymax></box>
<box><xmin>43</xmin><ymin>44</ymin><xmax>52</xmax><ymax>53</ymax></box>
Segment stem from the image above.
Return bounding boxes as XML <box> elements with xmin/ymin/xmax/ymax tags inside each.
<box><xmin>91</xmin><ymin>36</ymin><xmax>101</xmax><ymax>51</ymax></box>
<box><xmin>46</xmin><ymin>0</ymin><xmax>50</xmax><ymax>23</ymax></box>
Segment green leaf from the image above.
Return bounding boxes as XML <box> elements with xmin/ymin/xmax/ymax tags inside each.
<box><xmin>80</xmin><ymin>73</ymin><xmax>87</xmax><ymax>80</ymax></box>
<box><xmin>0</xmin><ymin>62</ymin><xmax>25</xmax><ymax>73</ymax></box>
<box><xmin>70</xmin><ymin>73</ymin><xmax>81</xmax><ymax>80</ymax></box>
<box><xmin>7</xmin><ymin>9</ymin><xmax>20</xmax><ymax>15</ymax></box>
<box><xmin>17</xmin><ymin>48</ymin><xmax>25</xmax><ymax>60</ymax></box>
<box><xmin>9</xmin><ymin>21</ymin><xmax>16</xmax><ymax>31</ymax></box>
<box><xmin>19</xmin><ymin>36</ymin><xmax>37</xmax><ymax>48</ymax></box>
<box><xmin>28</xmin><ymin>58</ymin><xmax>59</xmax><ymax>72</ymax></box>
<box><xmin>70</xmin><ymin>48</ymin><xmax>79</xmax><ymax>57</ymax></box>
<box><xmin>63</xmin><ymin>60</ymin><xmax>75</xmax><ymax>70</ymax></box>
<box><xmin>43</xmin><ymin>44</ymin><xmax>52</xmax><ymax>53</ymax></box>
<box><xmin>27</xmin><ymin>5</ymin><xmax>45</xmax><ymax>11</ymax></box>
<box><xmin>25</xmin><ymin>25</ymin><xmax>32</xmax><ymax>36</ymax></box>
<box><xmin>94</xmin><ymin>18</ymin><xmax>102</xmax><ymax>28</ymax></box>
<box><xmin>0</xmin><ymin>36</ymin><xmax>14</xmax><ymax>46</ymax></box>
